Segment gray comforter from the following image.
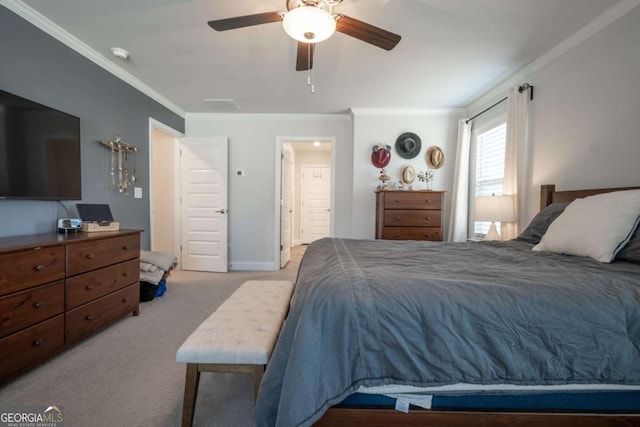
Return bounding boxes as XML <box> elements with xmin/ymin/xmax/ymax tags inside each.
<box><xmin>255</xmin><ymin>238</ymin><xmax>640</xmax><ymax>427</ymax></box>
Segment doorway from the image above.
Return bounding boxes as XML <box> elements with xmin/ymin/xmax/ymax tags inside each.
<box><xmin>276</xmin><ymin>138</ymin><xmax>335</xmax><ymax>268</ymax></box>
<box><xmin>149</xmin><ymin>119</ymin><xmax>183</xmax><ymax>261</ymax></box>
<box><xmin>149</xmin><ymin>120</ymin><xmax>229</xmax><ymax>273</ymax></box>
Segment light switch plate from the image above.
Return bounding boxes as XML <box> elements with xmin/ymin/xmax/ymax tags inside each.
<box><xmin>134</xmin><ymin>187</ymin><xmax>143</xmax><ymax>199</ymax></box>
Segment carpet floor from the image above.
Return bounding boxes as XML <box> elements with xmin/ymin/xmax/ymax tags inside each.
<box><xmin>0</xmin><ymin>246</ymin><xmax>305</xmax><ymax>427</ymax></box>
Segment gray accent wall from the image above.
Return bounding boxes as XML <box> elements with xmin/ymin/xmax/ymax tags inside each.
<box><xmin>0</xmin><ymin>7</ymin><xmax>184</xmax><ymax>248</ymax></box>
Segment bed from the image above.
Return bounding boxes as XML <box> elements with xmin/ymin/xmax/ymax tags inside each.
<box><xmin>255</xmin><ymin>184</ymin><xmax>640</xmax><ymax>427</ymax></box>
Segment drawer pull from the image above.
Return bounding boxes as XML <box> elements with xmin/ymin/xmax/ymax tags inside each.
<box><xmin>425</xmin><ymin>200</ymin><xmax>431</xmax><ymax>204</ymax></box>
<box><xmin>34</xmin><ymin>302</ymin><xmax>43</xmax><ymax>309</ymax></box>
<box><xmin>123</xmin><ymin>272</ymin><xmax>129</xmax><ymax>277</ymax></box>
<box><xmin>86</xmin><ymin>284</ymin><xmax>94</xmax><ymax>290</ymax></box>
<box><xmin>33</xmin><ymin>339</ymin><xmax>42</xmax><ymax>346</ymax></box>
<box><xmin>123</xmin><ymin>245</ymin><xmax>130</xmax><ymax>250</ymax></box>
<box><xmin>122</xmin><ymin>298</ymin><xmax>129</xmax><ymax>303</ymax></box>
<box><xmin>394</xmin><ymin>199</ymin><xmax>401</xmax><ymax>203</ymax></box>
<box><xmin>395</xmin><ymin>233</ymin><xmax>401</xmax><ymax>238</ymax></box>
<box><xmin>85</xmin><ymin>315</ymin><xmax>94</xmax><ymax>321</ymax></box>
<box><xmin>34</xmin><ymin>265</ymin><xmax>44</xmax><ymax>271</ymax></box>
<box><xmin>395</xmin><ymin>216</ymin><xmax>401</xmax><ymax>220</ymax></box>
<box><xmin>87</xmin><ymin>254</ymin><xmax>95</xmax><ymax>259</ymax></box>
<box><xmin>426</xmin><ymin>216</ymin><xmax>432</xmax><ymax>221</ymax></box>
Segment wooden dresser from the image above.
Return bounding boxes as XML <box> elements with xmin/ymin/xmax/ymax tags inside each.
<box><xmin>375</xmin><ymin>190</ymin><xmax>445</xmax><ymax>241</ymax></box>
<box><xmin>0</xmin><ymin>230</ymin><xmax>141</xmax><ymax>383</ymax></box>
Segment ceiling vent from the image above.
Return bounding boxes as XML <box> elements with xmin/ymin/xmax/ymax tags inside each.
<box><xmin>202</xmin><ymin>98</ymin><xmax>242</xmax><ymax>112</ymax></box>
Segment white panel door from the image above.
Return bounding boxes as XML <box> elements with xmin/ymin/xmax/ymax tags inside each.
<box><xmin>280</xmin><ymin>145</ymin><xmax>294</xmax><ymax>268</ymax></box>
<box><xmin>179</xmin><ymin>137</ymin><xmax>228</xmax><ymax>272</ymax></box>
<box><xmin>300</xmin><ymin>165</ymin><xmax>331</xmax><ymax>244</ymax></box>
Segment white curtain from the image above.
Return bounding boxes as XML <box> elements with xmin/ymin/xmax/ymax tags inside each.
<box><xmin>447</xmin><ymin>119</ymin><xmax>472</xmax><ymax>242</ymax></box>
<box><xmin>502</xmin><ymin>86</ymin><xmax>531</xmax><ymax>240</ymax></box>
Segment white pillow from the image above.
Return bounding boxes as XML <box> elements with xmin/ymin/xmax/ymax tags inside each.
<box><xmin>532</xmin><ymin>189</ymin><xmax>640</xmax><ymax>262</ymax></box>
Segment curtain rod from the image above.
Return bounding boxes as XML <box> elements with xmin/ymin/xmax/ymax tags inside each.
<box><xmin>465</xmin><ymin>96</ymin><xmax>507</xmax><ymax>124</ymax></box>
<box><xmin>465</xmin><ymin>83</ymin><xmax>534</xmax><ymax>124</ymax></box>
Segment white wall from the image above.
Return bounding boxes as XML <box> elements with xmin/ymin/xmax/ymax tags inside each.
<box><xmin>186</xmin><ymin>114</ymin><xmax>352</xmax><ymax>270</ymax></box>
<box><xmin>351</xmin><ymin>111</ymin><xmax>465</xmax><ymax>239</ymax></box>
<box><xmin>467</xmin><ymin>5</ymin><xmax>640</xmax><ymax>224</ymax></box>
<box><xmin>527</xmin><ymin>5</ymin><xmax>640</xmax><ymax>217</ymax></box>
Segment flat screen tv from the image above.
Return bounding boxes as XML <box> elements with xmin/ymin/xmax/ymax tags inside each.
<box><xmin>0</xmin><ymin>89</ymin><xmax>81</xmax><ymax>200</ymax></box>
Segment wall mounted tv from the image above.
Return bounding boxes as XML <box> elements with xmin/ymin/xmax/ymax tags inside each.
<box><xmin>0</xmin><ymin>89</ymin><xmax>81</xmax><ymax>200</ymax></box>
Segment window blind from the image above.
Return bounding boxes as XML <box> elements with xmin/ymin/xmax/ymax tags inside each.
<box><xmin>474</xmin><ymin>123</ymin><xmax>507</xmax><ymax>235</ymax></box>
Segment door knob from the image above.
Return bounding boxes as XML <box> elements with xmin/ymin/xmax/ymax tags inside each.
<box><xmin>215</xmin><ymin>209</ymin><xmax>226</xmax><ymax>214</ymax></box>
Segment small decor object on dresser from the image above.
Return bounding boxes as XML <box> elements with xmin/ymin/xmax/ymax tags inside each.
<box><xmin>77</xmin><ymin>203</ymin><xmax>120</xmax><ymax>232</ymax></box>
<box><xmin>395</xmin><ymin>132</ymin><xmax>421</xmax><ymax>159</ymax></box>
<box><xmin>417</xmin><ymin>169</ymin><xmax>435</xmax><ymax>190</ymax></box>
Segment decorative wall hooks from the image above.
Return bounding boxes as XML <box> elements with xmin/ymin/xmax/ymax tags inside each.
<box><xmin>99</xmin><ymin>136</ymin><xmax>137</xmax><ymax>194</ymax></box>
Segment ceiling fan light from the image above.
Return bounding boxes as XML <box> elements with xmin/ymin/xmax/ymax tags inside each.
<box><xmin>282</xmin><ymin>6</ymin><xmax>336</xmax><ymax>43</ymax></box>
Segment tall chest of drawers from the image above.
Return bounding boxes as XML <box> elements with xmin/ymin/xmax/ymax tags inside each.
<box><xmin>375</xmin><ymin>190</ymin><xmax>445</xmax><ymax>241</ymax></box>
<box><xmin>0</xmin><ymin>230</ymin><xmax>141</xmax><ymax>383</ymax></box>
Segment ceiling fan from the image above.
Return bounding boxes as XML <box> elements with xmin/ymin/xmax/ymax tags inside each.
<box><xmin>207</xmin><ymin>0</ymin><xmax>401</xmax><ymax>71</ymax></box>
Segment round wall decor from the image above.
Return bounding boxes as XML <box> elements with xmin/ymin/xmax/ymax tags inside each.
<box><xmin>401</xmin><ymin>164</ymin><xmax>416</xmax><ymax>184</ymax></box>
<box><xmin>395</xmin><ymin>132</ymin><xmax>422</xmax><ymax>159</ymax></box>
<box><xmin>426</xmin><ymin>146</ymin><xmax>445</xmax><ymax>169</ymax></box>
<box><xmin>371</xmin><ymin>144</ymin><xmax>391</xmax><ymax>168</ymax></box>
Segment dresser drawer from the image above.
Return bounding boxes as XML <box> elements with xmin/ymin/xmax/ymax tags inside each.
<box><xmin>382</xmin><ymin>227</ymin><xmax>442</xmax><ymax>241</ymax></box>
<box><xmin>65</xmin><ymin>284</ymin><xmax>139</xmax><ymax>345</ymax></box>
<box><xmin>67</xmin><ymin>234</ymin><xmax>140</xmax><ymax>276</ymax></box>
<box><xmin>0</xmin><ymin>281</ymin><xmax>64</xmax><ymax>338</ymax></box>
<box><xmin>0</xmin><ymin>315</ymin><xmax>64</xmax><ymax>381</ymax></box>
<box><xmin>383</xmin><ymin>210</ymin><xmax>441</xmax><ymax>227</ymax></box>
<box><xmin>66</xmin><ymin>258</ymin><xmax>140</xmax><ymax>310</ymax></box>
<box><xmin>0</xmin><ymin>246</ymin><xmax>65</xmax><ymax>297</ymax></box>
<box><xmin>383</xmin><ymin>192</ymin><xmax>442</xmax><ymax>209</ymax></box>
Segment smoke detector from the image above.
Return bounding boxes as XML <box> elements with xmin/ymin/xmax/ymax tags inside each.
<box><xmin>110</xmin><ymin>47</ymin><xmax>130</xmax><ymax>60</ymax></box>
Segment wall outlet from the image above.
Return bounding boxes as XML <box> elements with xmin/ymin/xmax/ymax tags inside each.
<box><xmin>134</xmin><ymin>187</ymin><xmax>143</xmax><ymax>199</ymax></box>
<box><xmin>236</xmin><ymin>169</ymin><xmax>246</xmax><ymax>176</ymax></box>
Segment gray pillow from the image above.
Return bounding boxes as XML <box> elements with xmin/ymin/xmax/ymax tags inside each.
<box><xmin>515</xmin><ymin>202</ymin><xmax>570</xmax><ymax>244</ymax></box>
<box><xmin>615</xmin><ymin>223</ymin><xmax>640</xmax><ymax>264</ymax></box>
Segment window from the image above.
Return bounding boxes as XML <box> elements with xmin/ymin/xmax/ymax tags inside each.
<box><xmin>474</xmin><ymin>122</ymin><xmax>507</xmax><ymax>236</ymax></box>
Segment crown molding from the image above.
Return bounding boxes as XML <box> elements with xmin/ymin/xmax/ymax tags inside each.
<box><xmin>466</xmin><ymin>0</ymin><xmax>640</xmax><ymax>115</ymax></box>
<box><xmin>186</xmin><ymin>112</ymin><xmax>352</xmax><ymax>121</ymax></box>
<box><xmin>350</xmin><ymin>108</ymin><xmax>466</xmax><ymax>117</ymax></box>
<box><xmin>0</xmin><ymin>0</ymin><xmax>186</xmax><ymax>118</ymax></box>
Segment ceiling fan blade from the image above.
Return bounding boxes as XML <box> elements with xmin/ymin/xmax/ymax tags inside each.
<box><xmin>335</xmin><ymin>14</ymin><xmax>401</xmax><ymax>50</ymax></box>
<box><xmin>296</xmin><ymin>42</ymin><xmax>315</xmax><ymax>71</ymax></box>
<box><xmin>208</xmin><ymin>12</ymin><xmax>283</xmax><ymax>31</ymax></box>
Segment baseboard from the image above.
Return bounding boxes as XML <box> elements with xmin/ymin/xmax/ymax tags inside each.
<box><xmin>229</xmin><ymin>261</ymin><xmax>280</xmax><ymax>272</ymax></box>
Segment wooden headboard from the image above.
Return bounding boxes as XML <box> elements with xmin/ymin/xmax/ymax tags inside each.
<box><xmin>540</xmin><ymin>184</ymin><xmax>640</xmax><ymax>209</ymax></box>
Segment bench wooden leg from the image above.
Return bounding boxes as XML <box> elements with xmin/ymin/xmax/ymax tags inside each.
<box><xmin>182</xmin><ymin>363</ymin><xmax>200</xmax><ymax>427</ymax></box>
<box><xmin>252</xmin><ymin>365</ymin><xmax>265</xmax><ymax>399</ymax></box>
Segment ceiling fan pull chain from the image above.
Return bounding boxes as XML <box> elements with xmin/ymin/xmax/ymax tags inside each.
<box><xmin>307</xmin><ymin>43</ymin><xmax>315</xmax><ymax>94</ymax></box>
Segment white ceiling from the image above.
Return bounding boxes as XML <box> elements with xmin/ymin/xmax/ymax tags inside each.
<box><xmin>14</xmin><ymin>0</ymin><xmax>624</xmax><ymax>115</ymax></box>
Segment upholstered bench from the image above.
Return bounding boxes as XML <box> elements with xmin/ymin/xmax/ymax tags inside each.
<box><xmin>176</xmin><ymin>280</ymin><xmax>294</xmax><ymax>427</ymax></box>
